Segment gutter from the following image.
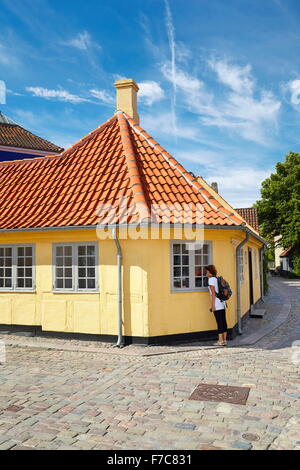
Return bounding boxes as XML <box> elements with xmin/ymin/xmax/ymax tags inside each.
<box><xmin>112</xmin><ymin>227</ymin><xmax>124</xmax><ymax>348</ymax></box>
<box><xmin>0</xmin><ymin>223</ymin><xmax>267</xmax><ymax>245</ymax></box>
<box><xmin>236</xmin><ymin>229</ymin><xmax>249</xmax><ymax>335</ymax></box>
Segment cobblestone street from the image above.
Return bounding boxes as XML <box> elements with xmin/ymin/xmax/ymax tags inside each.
<box><xmin>0</xmin><ymin>277</ymin><xmax>299</xmax><ymax>451</ymax></box>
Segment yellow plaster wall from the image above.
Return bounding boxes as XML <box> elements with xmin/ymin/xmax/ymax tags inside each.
<box><xmin>0</xmin><ymin>227</ymin><xmax>263</xmax><ymax>339</ymax></box>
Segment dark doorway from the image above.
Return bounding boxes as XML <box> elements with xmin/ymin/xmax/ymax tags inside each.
<box><xmin>248</xmin><ymin>248</ymin><xmax>254</xmax><ymax>308</ymax></box>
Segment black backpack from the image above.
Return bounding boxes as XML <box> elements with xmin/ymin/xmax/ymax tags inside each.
<box><xmin>214</xmin><ymin>276</ymin><xmax>232</xmax><ymax>301</ymax></box>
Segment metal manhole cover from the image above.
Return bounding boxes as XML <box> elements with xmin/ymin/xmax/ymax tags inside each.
<box><xmin>189</xmin><ymin>384</ymin><xmax>250</xmax><ymax>405</ymax></box>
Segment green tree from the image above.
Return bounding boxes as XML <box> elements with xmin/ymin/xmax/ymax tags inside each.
<box><xmin>255</xmin><ymin>152</ymin><xmax>300</xmax><ymax>249</ymax></box>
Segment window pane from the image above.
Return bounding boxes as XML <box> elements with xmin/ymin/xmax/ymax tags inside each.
<box><xmin>17</xmin><ymin>278</ymin><xmax>24</xmax><ymax>288</ymax></box>
<box><xmin>173</xmin><ymin>244</ymin><xmax>181</xmax><ymax>254</ymax></box>
<box><xmin>56</xmin><ymin>268</ymin><xmax>63</xmax><ymax>278</ymax></box>
<box><xmin>87</xmin><ymin>257</ymin><xmax>95</xmax><ymax>267</ymax></box>
<box><xmin>0</xmin><ymin>258</ymin><xmax>3</xmax><ymax>267</ymax></box>
<box><xmin>64</xmin><ymin>246</ymin><xmax>72</xmax><ymax>257</ymax></box>
<box><xmin>0</xmin><ymin>279</ymin><xmax>3</xmax><ymax>288</ymax></box>
<box><xmin>5</xmin><ymin>248</ymin><xmax>12</xmax><ymax>257</ymax></box>
<box><xmin>195</xmin><ymin>277</ymin><xmax>203</xmax><ymax>287</ymax></box>
<box><xmin>56</xmin><ymin>246</ymin><xmax>63</xmax><ymax>256</ymax></box>
<box><xmin>182</xmin><ymin>267</ymin><xmax>189</xmax><ymax>277</ymax></box>
<box><xmin>87</xmin><ymin>246</ymin><xmax>95</xmax><ymax>256</ymax></box>
<box><xmin>182</xmin><ymin>255</ymin><xmax>189</xmax><ymax>265</ymax></box>
<box><xmin>0</xmin><ymin>248</ymin><xmax>3</xmax><ymax>257</ymax></box>
<box><xmin>182</xmin><ymin>244</ymin><xmax>189</xmax><ymax>254</ymax></box>
<box><xmin>78</xmin><ymin>256</ymin><xmax>86</xmax><ymax>267</ymax></box>
<box><xmin>5</xmin><ymin>278</ymin><xmax>12</xmax><ymax>288</ymax></box>
<box><xmin>18</xmin><ymin>257</ymin><xmax>25</xmax><ymax>267</ymax></box>
<box><xmin>64</xmin><ymin>257</ymin><xmax>72</xmax><ymax>267</ymax></box>
<box><xmin>78</xmin><ymin>279</ymin><xmax>86</xmax><ymax>289</ymax></box>
<box><xmin>78</xmin><ymin>268</ymin><xmax>86</xmax><ymax>278</ymax></box>
<box><xmin>56</xmin><ymin>278</ymin><xmax>63</xmax><ymax>289</ymax></box>
<box><xmin>25</xmin><ymin>278</ymin><xmax>32</xmax><ymax>288</ymax></box>
<box><xmin>6</xmin><ymin>257</ymin><xmax>12</xmax><ymax>267</ymax></box>
<box><xmin>203</xmin><ymin>277</ymin><xmax>209</xmax><ymax>287</ymax></box>
<box><xmin>25</xmin><ymin>247</ymin><xmax>32</xmax><ymax>256</ymax></box>
<box><xmin>78</xmin><ymin>246</ymin><xmax>86</xmax><ymax>256</ymax></box>
<box><xmin>173</xmin><ymin>255</ymin><xmax>181</xmax><ymax>266</ymax></box>
<box><xmin>182</xmin><ymin>278</ymin><xmax>189</xmax><ymax>288</ymax></box>
<box><xmin>173</xmin><ymin>267</ymin><xmax>181</xmax><ymax>277</ymax></box>
<box><xmin>87</xmin><ymin>279</ymin><xmax>95</xmax><ymax>289</ymax></box>
<box><xmin>18</xmin><ymin>247</ymin><xmax>24</xmax><ymax>257</ymax></box>
<box><xmin>195</xmin><ymin>266</ymin><xmax>202</xmax><ymax>277</ymax></box>
<box><xmin>195</xmin><ymin>255</ymin><xmax>201</xmax><ymax>265</ymax></box>
<box><xmin>56</xmin><ymin>257</ymin><xmax>63</xmax><ymax>267</ymax></box>
<box><xmin>65</xmin><ymin>279</ymin><xmax>72</xmax><ymax>289</ymax></box>
<box><xmin>87</xmin><ymin>268</ymin><xmax>95</xmax><ymax>278</ymax></box>
<box><xmin>65</xmin><ymin>268</ymin><xmax>72</xmax><ymax>278</ymax></box>
<box><xmin>173</xmin><ymin>278</ymin><xmax>181</xmax><ymax>288</ymax></box>
<box><xmin>5</xmin><ymin>268</ymin><xmax>12</xmax><ymax>277</ymax></box>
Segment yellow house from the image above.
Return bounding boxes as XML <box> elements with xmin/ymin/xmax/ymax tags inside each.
<box><xmin>0</xmin><ymin>79</ymin><xmax>266</xmax><ymax>345</ymax></box>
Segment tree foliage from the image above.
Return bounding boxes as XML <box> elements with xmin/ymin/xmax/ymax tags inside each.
<box><xmin>255</xmin><ymin>152</ymin><xmax>300</xmax><ymax>249</ymax></box>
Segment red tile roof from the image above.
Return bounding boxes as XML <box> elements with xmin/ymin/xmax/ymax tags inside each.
<box><xmin>0</xmin><ymin>112</ymin><xmax>248</xmax><ymax>230</ymax></box>
<box><xmin>0</xmin><ymin>122</ymin><xmax>63</xmax><ymax>153</ymax></box>
<box><xmin>235</xmin><ymin>207</ymin><xmax>259</xmax><ymax>233</ymax></box>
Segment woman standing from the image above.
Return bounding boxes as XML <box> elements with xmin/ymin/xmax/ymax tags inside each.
<box><xmin>205</xmin><ymin>265</ymin><xmax>228</xmax><ymax>346</ymax></box>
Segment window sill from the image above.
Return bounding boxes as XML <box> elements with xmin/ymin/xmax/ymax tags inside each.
<box><xmin>52</xmin><ymin>290</ymin><xmax>100</xmax><ymax>294</ymax></box>
<box><xmin>171</xmin><ymin>288</ymin><xmax>209</xmax><ymax>293</ymax></box>
<box><xmin>0</xmin><ymin>290</ymin><xmax>36</xmax><ymax>293</ymax></box>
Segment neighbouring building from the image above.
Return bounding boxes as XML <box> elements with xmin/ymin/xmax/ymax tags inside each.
<box><xmin>0</xmin><ymin>79</ymin><xmax>266</xmax><ymax>344</ymax></box>
<box><xmin>0</xmin><ymin>111</ymin><xmax>63</xmax><ymax>161</ymax></box>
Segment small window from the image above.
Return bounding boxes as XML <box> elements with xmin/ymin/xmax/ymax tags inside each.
<box><xmin>54</xmin><ymin>243</ymin><xmax>98</xmax><ymax>292</ymax></box>
<box><xmin>171</xmin><ymin>241</ymin><xmax>211</xmax><ymax>291</ymax></box>
<box><xmin>238</xmin><ymin>249</ymin><xmax>244</xmax><ymax>285</ymax></box>
<box><xmin>0</xmin><ymin>245</ymin><xmax>35</xmax><ymax>290</ymax></box>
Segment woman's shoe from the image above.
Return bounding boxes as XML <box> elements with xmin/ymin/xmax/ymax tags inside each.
<box><xmin>213</xmin><ymin>341</ymin><xmax>225</xmax><ymax>346</ymax></box>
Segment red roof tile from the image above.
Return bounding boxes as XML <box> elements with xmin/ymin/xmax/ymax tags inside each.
<box><xmin>0</xmin><ymin>112</ymin><xmax>248</xmax><ymax>230</ymax></box>
<box><xmin>0</xmin><ymin>122</ymin><xmax>63</xmax><ymax>153</ymax></box>
<box><xmin>235</xmin><ymin>207</ymin><xmax>259</xmax><ymax>232</ymax></box>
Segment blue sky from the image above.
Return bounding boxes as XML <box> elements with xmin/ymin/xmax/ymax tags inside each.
<box><xmin>1</xmin><ymin>0</ymin><xmax>300</xmax><ymax>207</ymax></box>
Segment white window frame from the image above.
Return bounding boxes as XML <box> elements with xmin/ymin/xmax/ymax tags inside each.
<box><xmin>170</xmin><ymin>241</ymin><xmax>212</xmax><ymax>292</ymax></box>
<box><xmin>0</xmin><ymin>244</ymin><xmax>35</xmax><ymax>292</ymax></box>
<box><xmin>53</xmin><ymin>242</ymin><xmax>99</xmax><ymax>293</ymax></box>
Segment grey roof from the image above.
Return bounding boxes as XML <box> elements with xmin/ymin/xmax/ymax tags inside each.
<box><xmin>0</xmin><ymin>111</ymin><xmax>16</xmax><ymax>125</ymax></box>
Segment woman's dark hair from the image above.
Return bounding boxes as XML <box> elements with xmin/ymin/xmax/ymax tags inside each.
<box><xmin>205</xmin><ymin>265</ymin><xmax>217</xmax><ymax>276</ymax></box>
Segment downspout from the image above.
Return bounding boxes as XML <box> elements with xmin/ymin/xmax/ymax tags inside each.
<box><xmin>236</xmin><ymin>229</ymin><xmax>249</xmax><ymax>335</ymax></box>
<box><xmin>112</xmin><ymin>227</ymin><xmax>124</xmax><ymax>348</ymax></box>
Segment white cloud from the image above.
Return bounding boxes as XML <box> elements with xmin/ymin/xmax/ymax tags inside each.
<box><xmin>286</xmin><ymin>79</ymin><xmax>300</xmax><ymax>105</ymax></box>
<box><xmin>141</xmin><ymin>112</ymin><xmax>198</xmax><ymax>141</ymax></box>
<box><xmin>138</xmin><ymin>81</ymin><xmax>165</xmax><ymax>105</ymax></box>
<box><xmin>162</xmin><ymin>59</ymin><xmax>281</xmax><ymax>146</ymax></box>
<box><xmin>62</xmin><ymin>31</ymin><xmax>101</xmax><ymax>51</ymax></box>
<box><xmin>205</xmin><ymin>166</ymin><xmax>271</xmax><ymax>207</ymax></box>
<box><xmin>209</xmin><ymin>59</ymin><xmax>254</xmax><ymax>95</ymax></box>
<box><xmin>26</xmin><ymin>87</ymin><xmax>91</xmax><ymax>104</ymax></box>
<box><xmin>90</xmin><ymin>88</ymin><xmax>114</xmax><ymax>104</ymax></box>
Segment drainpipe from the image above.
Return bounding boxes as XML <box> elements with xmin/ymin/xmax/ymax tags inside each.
<box><xmin>112</xmin><ymin>227</ymin><xmax>124</xmax><ymax>348</ymax></box>
<box><xmin>236</xmin><ymin>229</ymin><xmax>249</xmax><ymax>335</ymax></box>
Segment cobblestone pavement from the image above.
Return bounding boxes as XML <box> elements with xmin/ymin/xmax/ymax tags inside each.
<box><xmin>0</xmin><ymin>277</ymin><xmax>299</xmax><ymax>450</ymax></box>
